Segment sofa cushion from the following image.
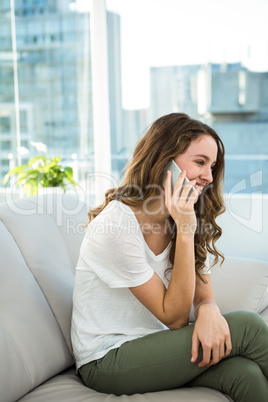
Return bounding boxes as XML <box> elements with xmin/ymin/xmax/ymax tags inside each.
<box><xmin>0</xmin><ymin>194</ymin><xmax>87</xmax><ymax>402</ymax></box>
<box><xmin>0</xmin><ymin>222</ymin><xmax>73</xmax><ymax>402</ymax></box>
<box><xmin>25</xmin><ymin>193</ymin><xmax>88</xmax><ymax>270</ymax></box>
<box><xmin>0</xmin><ymin>195</ymin><xmax>88</xmax><ymax>352</ymax></box>
<box><xmin>189</xmin><ymin>257</ymin><xmax>268</xmax><ymax>322</ymax></box>
<box><xmin>18</xmin><ymin>368</ymin><xmax>232</xmax><ymax>402</ymax></box>
<box><xmin>211</xmin><ymin>257</ymin><xmax>268</xmax><ymax>314</ymax></box>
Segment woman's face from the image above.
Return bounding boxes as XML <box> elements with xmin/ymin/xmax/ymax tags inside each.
<box><xmin>174</xmin><ymin>134</ymin><xmax>218</xmax><ymax>195</ymax></box>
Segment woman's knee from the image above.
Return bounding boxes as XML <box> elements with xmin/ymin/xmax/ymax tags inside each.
<box><xmin>224</xmin><ymin>310</ymin><xmax>267</xmax><ymax>332</ymax></box>
<box><xmin>223</xmin><ymin>311</ymin><xmax>268</xmax><ymax>353</ymax></box>
<box><xmin>223</xmin><ymin>357</ymin><xmax>268</xmax><ymax>401</ymax></box>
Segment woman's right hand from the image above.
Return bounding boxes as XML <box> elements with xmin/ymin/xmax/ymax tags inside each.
<box><xmin>164</xmin><ymin>170</ymin><xmax>198</xmax><ymax>236</ymax></box>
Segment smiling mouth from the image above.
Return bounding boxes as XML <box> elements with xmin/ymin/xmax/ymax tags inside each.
<box><xmin>195</xmin><ymin>184</ymin><xmax>205</xmax><ymax>195</ymax></box>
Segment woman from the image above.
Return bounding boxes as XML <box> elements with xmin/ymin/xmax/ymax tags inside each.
<box><xmin>71</xmin><ymin>113</ymin><xmax>268</xmax><ymax>401</ymax></box>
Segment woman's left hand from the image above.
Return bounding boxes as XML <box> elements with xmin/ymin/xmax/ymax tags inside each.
<box><xmin>191</xmin><ymin>303</ymin><xmax>232</xmax><ymax>368</ymax></box>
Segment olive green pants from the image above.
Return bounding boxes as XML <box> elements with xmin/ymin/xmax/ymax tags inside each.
<box><xmin>79</xmin><ymin>311</ymin><xmax>268</xmax><ymax>401</ymax></box>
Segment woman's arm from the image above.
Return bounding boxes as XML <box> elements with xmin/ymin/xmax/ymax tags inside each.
<box><xmin>130</xmin><ymin>233</ymin><xmax>195</xmax><ymax>329</ymax></box>
<box><xmin>130</xmin><ymin>170</ymin><xmax>198</xmax><ymax>330</ymax></box>
<box><xmin>191</xmin><ymin>274</ymin><xmax>232</xmax><ymax>367</ymax></box>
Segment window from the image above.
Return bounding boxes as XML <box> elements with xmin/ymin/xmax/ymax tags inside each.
<box><xmin>0</xmin><ymin>117</ymin><xmax>11</xmax><ymax>133</ymax></box>
<box><xmin>1</xmin><ymin>140</ymin><xmax>12</xmax><ymax>150</ymax></box>
<box><xmin>0</xmin><ymin>0</ymin><xmax>267</xmax><ymax>196</ymax></box>
<box><xmin>19</xmin><ymin>110</ymin><xmax>28</xmax><ymax>132</ymax></box>
<box><xmin>0</xmin><ymin>0</ymin><xmax>95</xmax><ymax>184</ymax></box>
<box><xmin>1</xmin><ymin>159</ymin><xmax>9</xmax><ymax>166</ymax></box>
<box><xmin>106</xmin><ymin>0</ymin><xmax>268</xmax><ymax>194</ymax></box>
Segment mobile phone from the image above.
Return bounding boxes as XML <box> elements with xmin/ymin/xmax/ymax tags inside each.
<box><xmin>164</xmin><ymin>159</ymin><xmax>193</xmax><ymax>194</ymax></box>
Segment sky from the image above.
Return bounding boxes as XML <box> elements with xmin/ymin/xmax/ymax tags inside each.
<box><xmin>76</xmin><ymin>0</ymin><xmax>268</xmax><ymax>109</ymax></box>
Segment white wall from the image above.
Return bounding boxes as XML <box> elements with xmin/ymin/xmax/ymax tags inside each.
<box><xmin>216</xmin><ymin>194</ymin><xmax>268</xmax><ymax>262</ymax></box>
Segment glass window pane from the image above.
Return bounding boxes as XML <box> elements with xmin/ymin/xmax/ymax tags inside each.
<box><xmin>0</xmin><ymin>116</ymin><xmax>11</xmax><ymax>133</ymax></box>
<box><xmin>1</xmin><ymin>140</ymin><xmax>12</xmax><ymax>150</ymax></box>
<box><xmin>107</xmin><ymin>0</ymin><xmax>268</xmax><ymax>194</ymax></box>
<box><xmin>0</xmin><ymin>0</ymin><xmax>95</xmax><ymax>189</ymax></box>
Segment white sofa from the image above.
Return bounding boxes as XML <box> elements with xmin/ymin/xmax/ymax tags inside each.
<box><xmin>1</xmin><ymin>193</ymin><xmax>268</xmax><ymax>402</ymax></box>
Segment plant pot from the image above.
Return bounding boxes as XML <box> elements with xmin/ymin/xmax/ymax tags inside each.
<box><xmin>37</xmin><ymin>187</ymin><xmax>63</xmax><ymax>195</ymax></box>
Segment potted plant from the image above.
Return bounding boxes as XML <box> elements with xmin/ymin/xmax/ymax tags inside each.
<box><xmin>3</xmin><ymin>142</ymin><xmax>78</xmax><ymax>196</ymax></box>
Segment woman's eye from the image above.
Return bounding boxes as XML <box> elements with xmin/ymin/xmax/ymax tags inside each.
<box><xmin>196</xmin><ymin>161</ymin><xmax>204</xmax><ymax>166</ymax></box>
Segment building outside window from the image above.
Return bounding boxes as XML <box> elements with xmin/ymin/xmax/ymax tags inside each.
<box><xmin>106</xmin><ymin>0</ymin><xmax>268</xmax><ymax>195</ymax></box>
<box><xmin>0</xmin><ymin>116</ymin><xmax>11</xmax><ymax>133</ymax></box>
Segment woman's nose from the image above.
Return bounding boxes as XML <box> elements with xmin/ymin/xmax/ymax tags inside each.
<box><xmin>201</xmin><ymin>167</ymin><xmax>213</xmax><ymax>184</ymax></box>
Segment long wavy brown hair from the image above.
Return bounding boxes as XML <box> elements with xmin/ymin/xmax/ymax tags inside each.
<box><xmin>88</xmin><ymin>113</ymin><xmax>226</xmax><ymax>281</ymax></box>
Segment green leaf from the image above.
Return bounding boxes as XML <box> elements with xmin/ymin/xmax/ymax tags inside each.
<box><xmin>23</xmin><ymin>179</ymin><xmax>38</xmax><ymax>196</ymax></box>
<box><xmin>3</xmin><ymin>164</ymin><xmax>29</xmax><ymax>185</ymax></box>
<box><xmin>51</xmin><ymin>156</ymin><xmax>62</xmax><ymax>164</ymax></box>
<box><xmin>16</xmin><ymin>170</ymin><xmax>39</xmax><ymax>183</ymax></box>
<box><xmin>64</xmin><ymin>167</ymin><xmax>77</xmax><ymax>185</ymax></box>
<box><xmin>27</xmin><ymin>156</ymin><xmax>47</xmax><ymax>169</ymax></box>
<box><xmin>3</xmin><ymin>174</ymin><xmax>9</xmax><ymax>185</ymax></box>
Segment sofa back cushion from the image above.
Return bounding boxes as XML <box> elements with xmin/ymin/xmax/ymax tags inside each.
<box><xmin>0</xmin><ymin>193</ymin><xmax>88</xmax><ymax>402</ymax></box>
<box><xmin>211</xmin><ymin>256</ymin><xmax>268</xmax><ymax>315</ymax></box>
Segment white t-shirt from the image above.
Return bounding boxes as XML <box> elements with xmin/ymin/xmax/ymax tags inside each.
<box><xmin>71</xmin><ymin>200</ymin><xmax>210</xmax><ymax>369</ymax></box>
